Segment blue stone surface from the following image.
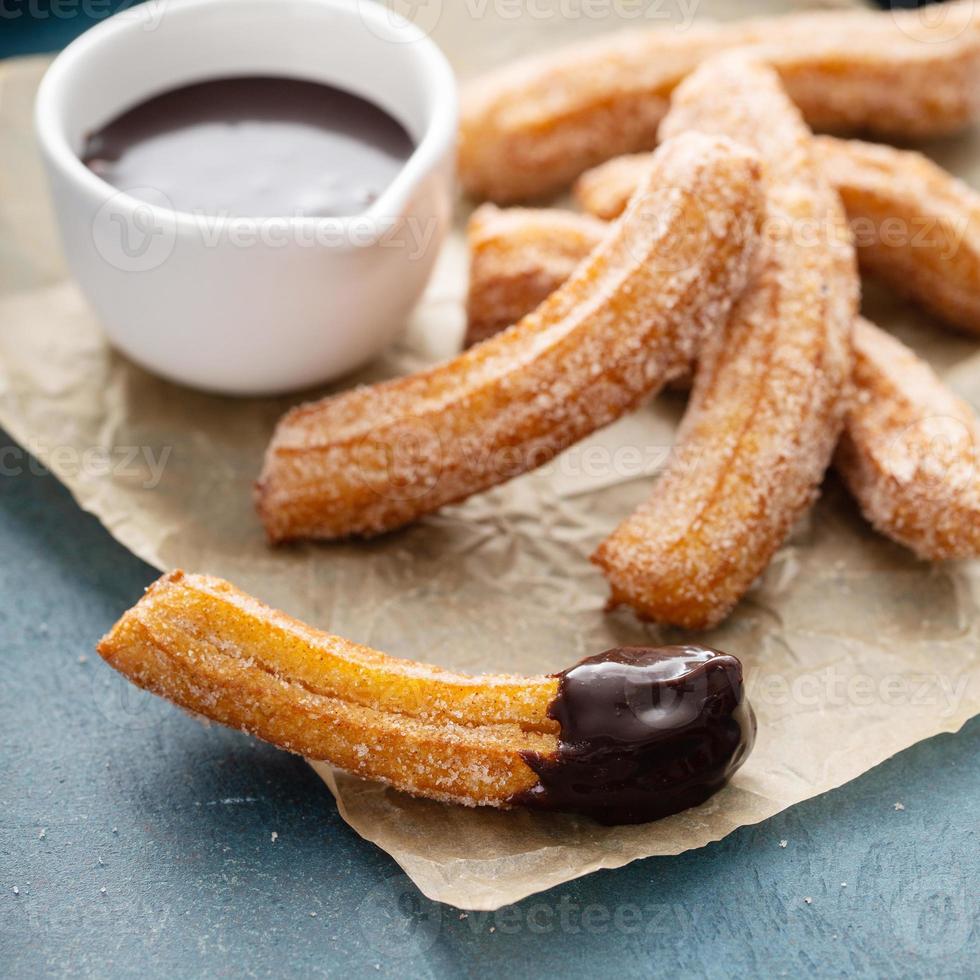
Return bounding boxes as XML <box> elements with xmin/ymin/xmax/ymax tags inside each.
<box><xmin>2</xmin><ymin>436</ymin><xmax>977</xmax><ymax>979</ymax></box>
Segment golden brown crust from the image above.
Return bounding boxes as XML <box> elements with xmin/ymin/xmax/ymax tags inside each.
<box><xmin>574</xmin><ymin>154</ymin><xmax>657</xmax><ymax>222</ymax></box>
<box><xmin>815</xmin><ymin>136</ymin><xmax>980</xmax><ymax>337</ymax></box>
<box><xmin>463</xmin><ymin>210</ymin><xmax>980</xmax><ymax>562</ymax></box>
<box><xmin>97</xmin><ymin>571</ymin><xmax>558</xmax><ymax>807</ymax></box>
<box><xmin>256</xmin><ymin>133</ymin><xmax>763</xmax><ymax>542</ymax></box>
<box><xmin>464</xmin><ymin>205</ymin><xmax>606</xmax><ymax>348</ymax></box>
<box><xmin>835</xmin><ymin>319</ymin><xmax>980</xmax><ymax>560</ymax></box>
<box><xmin>459</xmin><ymin>1</ymin><xmax>980</xmax><ymax>202</ymax></box>
<box><xmin>592</xmin><ymin>55</ymin><xmax>858</xmax><ymax>630</ymax></box>
<box><xmin>465</xmin><ymin>210</ymin><xmax>602</xmax><ymax>337</ymax></box>
<box><xmin>576</xmin><ymin>138</ymin><xmax>980</xmax><ymax>337</ymax></box>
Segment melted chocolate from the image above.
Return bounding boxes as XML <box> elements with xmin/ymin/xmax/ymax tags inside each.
<box><xmin>82</xmin><ymin>77</ymin><xmax>414</xmax><ymax>218</ymax></box>
<box><xmin>514</xmin><ymin>646</ymin><xmax>755</xmax><ymax>825</ymax></box>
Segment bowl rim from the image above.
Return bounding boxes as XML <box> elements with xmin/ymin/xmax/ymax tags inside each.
<box><xmin>34</xmin><ymin>0</ymin><xmax>458</xmax><ymax>240</ymax></box>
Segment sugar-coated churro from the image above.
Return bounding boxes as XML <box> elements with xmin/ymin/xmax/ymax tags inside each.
<box><xmin>460</xmin><ymin>1</ymin><xmax>980</xmax><ymax>202</ymax></box>
<box><xmin>464</xmin><ymin>205</ymin><xmax>607</xmax><ymax>348</ymax></box>
<box><xmin>257</xmin><ymin>133</ymin><xmax>763</xmax><ymax>542</ymax></box>
<box><xmin>816</xmin><ymin>137</ymin><xmax>980</xmax><ymax>338</ymax></box>
<box><xmin>835</xmin><ymin>318</ymin><xmax>980</xmax><ymax>560</ymax></box>
<box><xmin>576</xmin><ymin>138</ymin><xmax>980</xmax><ymax>337</ymax></box>
<box><xmin>463</xmin><ymin>221</ymin><xmax>980</xmax><ymax>560</ymax></box>
<box><xmin>98</xmin><ymin>571</ymin><xmax>755</xmax><ymax>824</ymax></box>
<box><xmin>592</xmin><ymin>55</ymin><xmax>858</xmax><ymax>630</ymax></box>
<box><xmin>574</xmin><ymin>154</ymin><xmax>657</xmax><ymax>222</ymax></box>
<box><xmin>464</xmin><ymin>206</ymin><xmax>603</xmax><ymax>352</ymax></box>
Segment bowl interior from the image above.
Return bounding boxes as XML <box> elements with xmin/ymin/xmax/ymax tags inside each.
<box><xmin>37</xmin><ymin>0</ymin><xmax>456</xmax><ymax>221</ymax></box>
<box><xmin>54</xmin><ymin>0</ymin><xmax>444</xmax><ymax>144</ymax></box>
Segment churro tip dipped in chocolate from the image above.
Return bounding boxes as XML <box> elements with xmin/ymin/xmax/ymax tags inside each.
<box><xmin>515</xmin><ymin>645</ymin><xmax>756</xmax><ymax>825</ymax></box>
<box><xmin>257</xmin><ymin>131</ymin><xmax>764</xmax><ymax>543</ymax></box>
<box><xmin>97</xmin><ymin>572</ymin><xmax>755</xmax><ymax>825</ymax></box>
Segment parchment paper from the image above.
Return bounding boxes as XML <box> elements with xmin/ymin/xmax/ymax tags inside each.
<box><xmin>2</xmin><ymin>0</ymin><xmax>979</xmax><ymax>911</ymax></box>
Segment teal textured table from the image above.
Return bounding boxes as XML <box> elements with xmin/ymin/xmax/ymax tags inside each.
<box><xmin>2</xmin><ymin>436</ymin><xmax>977</xmax><ymax>978</ymax></box>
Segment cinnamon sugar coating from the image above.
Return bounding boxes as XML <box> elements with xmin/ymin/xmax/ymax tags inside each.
<box><xmin>836</xmin><ymin>319</ymin><xmax>980</xmax><ymax>560</ymax></box>
<box><xmin>463</xmin><ymin>211</ymin><xmax>980</xmax><ymax>562</ymax></box>
<box><xmin>257</xmin><ymin>133</ymin><xmax>763</xmax><ymax>542</ymax></box>
<box><xmin>816</xmin><ymin>136</ymin><xmax>980</xmax><ymax>337</ymax></box>
<box><xmin>464</xmin><ymin>205</ymin><xmax>607</xmax><ymax>348</ymax></box>
<box><xmin>575</xmin><ymin>154</ymin><xmax>658</xmax><ymax>222</ymax></box>
<box><xmin>460</xmin><ymin>1</ymin><xmax>980</xmax><ymax>202</ymax></box>
<box><xmin>98</xmin><ymin>571</ymin><xmax>558</xmax><ymax>807</ymax></box>
<box><xmin>577</xmin><ymin>138</ymin><xmax>980</xmax><ymax>337</ymax></box>
<box><xmin>592</xmin><ymin>56</ymin><xmax>858</xmax><ymax>629</ymax></box>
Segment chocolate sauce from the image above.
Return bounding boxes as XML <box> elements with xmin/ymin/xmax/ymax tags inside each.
<box><xmin>82</xmin><ymin>77</ymin><xmax>414</xmax><ymax>218</ymax></box>
<box><xmin>514</xmin><ymin>646</ymin><xmax>755</xmax><ymax>825</ymax></box>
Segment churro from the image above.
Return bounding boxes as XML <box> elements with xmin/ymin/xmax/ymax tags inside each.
<box><xmin>463</xmin><ymin>217</ymin><xmax>980</xmax><ymax>561</ymax></box>
<box><xmin>257</xmin><ymin>133</ymin><xmax>763</xmax><ymax>542</ymax></box>
<box><xmin>459</xmin><ymin>1</ymin><xmax>980</xmax><ymax>202</ymax></box>
<box><xmin>574</xmin><ymin>154</ymin><xmax>657</xmax><ymax>222</ymax></box>
<box><xmin>835</xmin><ymin>319</ymin><xmax>980</xmax><ymax>560</ymax></box>
<box><xmin>576</xmin><ymin>138</ymin><xmax>980</xmax><ymax>337</ymax></box>
<box><xmin>593</xmin><ymin>55</ymin><xmax>857</xmax><ymax>629</ymax></box>
<box><xmin>464</xmin><ymin>205</ymin><xmax>607</xmax><ymax>348</ymax></box>
<box><xmin>464</xmin><ymin>207</ymin><xmax>603</xmax><ymax>349</ymax></box>
<box><xmin>816</xmin><ymin>136</ymin><xmax>980</xmax><ymax>337</ymax></box>
<box><xmin>98</xmin><ymin>571</ymin><xmax>755</xmax><ymax>824</ymax></box>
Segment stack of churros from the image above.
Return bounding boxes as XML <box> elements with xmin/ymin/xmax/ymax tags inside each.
<box><xmin>99</xmin><ymin>3</ymin><xmax>980</xmax><ymax>823</ymax></box>
<box><xmin>574</xmin><ymin>137</ymin><xmax>980</xmax><ymax>337</ymax></box>
<box><xmin>256</xmin><ymin>132</ymin><xmax>763</xmax><ymax>541</ymax></box>
<box><xmin>459</xmin><ymin>0</ymin><xmax>980</xmax><ymax>201</ymax></box>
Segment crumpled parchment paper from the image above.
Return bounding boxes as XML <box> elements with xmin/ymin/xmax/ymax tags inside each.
<box><xmin>2</xmin><ymin>0</ymin><xmax>978</xmax><ymax>910</ymax></box>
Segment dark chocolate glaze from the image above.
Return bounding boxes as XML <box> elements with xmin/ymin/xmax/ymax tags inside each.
<box><xmin>82</xmin><ymin>77</ymin><xmax>414</xmax><ymax>218</ymax></box>
<box><xmin>513</xmin><ymin>646</ymin><xmax>755</xmax><ymax>825</ymax></box>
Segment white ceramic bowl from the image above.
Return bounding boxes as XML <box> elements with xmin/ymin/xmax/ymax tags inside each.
<box><xmin>35</xmin><ymin>0</ymin><xmax>457</xmax><ymax>395</ymax></box>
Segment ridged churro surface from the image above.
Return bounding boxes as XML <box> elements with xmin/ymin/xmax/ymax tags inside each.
<box><xmin>593</xmin><ymin>56</ymin><xmax>858</xmax><ymax>629</ymax></box>
<box><xmin>835</xmin><ymin>319</ymin><xmax>980</xmax><ymax>560</ymax></box>
<box><xmin>575</xmin><ymin>154</ymin><xmax>657</xmax><ymax>222</ymax></box>
<box><xmin>577</xmin><ymin>138</ymin><xmax>980</xmax><ymax>336</ymax></box>
<box><xmin>464</xmin><ymin>205</ymin><xmax>606</xmax><ymax>348</ymax></box>
<box><xmin>257</xmin><ymin>133</ymin><xmax>762</xmax><ymax>542</ymax></box>
<box><xmin>463</xmin><ymin>211</ymin><xmax>980</xmax><ymax>562</ymax></box>
<box><xmin>97</xmin><ymin>571</ymin><xmax>558</xmax><ymax>807</ymax></box>
<box><xmin>816</xmin><ymin>136</ymin><xmax>980</xmax><ymax>337</ymax></box>
<box><xmin>460</xmin><ymin>1</ymin><xmax>980</xmax><ymax>201</ymax></box>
